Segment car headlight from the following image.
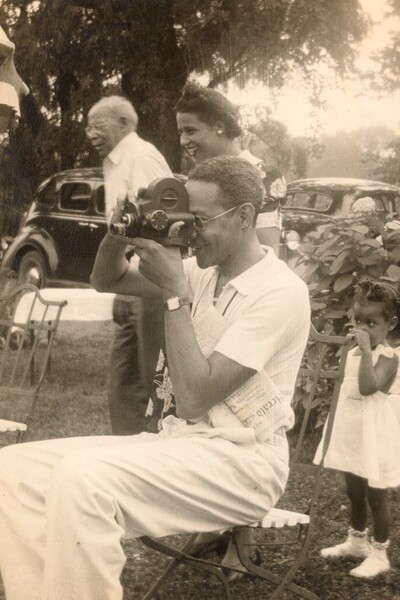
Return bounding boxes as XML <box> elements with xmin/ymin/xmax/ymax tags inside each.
<box><xmin>285</xmin><ymin>230</ymin><xmax>301</xmax><ymax>251</ymax></box>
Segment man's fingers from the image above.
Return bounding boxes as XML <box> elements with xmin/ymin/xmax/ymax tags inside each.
<box><xmin>130</xmin><ymin>237</ymin><xmax>162</xmax><ymax>250</ymax></box>
<box><xmin>111</xmin><ymin>195</ymin><xmax>129</xmax><ymax>220</ymax></box>
<box><xmin>106</xmin><ymin>231</ymin><xmax>136</xmax><ymax>248</ymax></box>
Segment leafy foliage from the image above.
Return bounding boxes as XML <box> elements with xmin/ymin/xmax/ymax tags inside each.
<box><xmin>362</xmin><ymin>136</ymin><xmax>400</xmax><ymax>185</ymax></box>
<box><xmin>371</xmin><ymin>0</ymin><xmax>400</xmax><ymax>93</ymax></box>
<box><xmin>299</xmin><ymin>213</ymin><xmax>400</xmax><ymax>332</ymax></box>
<box><xmin>1</xmin><ymin>0</ymin><xmax>368</xmax><ymax>177</ymax></box>
<box><xmin>292</xmin><ymin>213</ymin><xmax>400</xmax><ymax>429</ymax></box>
<box><xmin>362</xmin><ymin>1</ymin><xmax>400</xmax><ymax>187</ymax></box>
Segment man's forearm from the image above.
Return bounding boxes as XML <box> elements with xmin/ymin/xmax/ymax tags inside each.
<box><xmin>164</xmin><ymin>306</ymin><xmax>254</xmax><ymax>420</ymax></box>
<box><xmin>165</xmin><ymin>307</ymin><xmax>214</xmax><ymax>419</ymax></box>
<box><xmin>91</xmin><ymin>233</ymin><xmax>130</xmax><ymax>291</ymax></box>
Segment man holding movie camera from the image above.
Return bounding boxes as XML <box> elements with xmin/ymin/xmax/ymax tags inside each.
<box><xmin>0</xmin><ymin>156</ymin><xmax>309</xmax><ymax>600</ymax></box>
<box><xmin>86</xmin><ymin>95</ymin><xmax>173</xmax><ymax>435</ymax></box>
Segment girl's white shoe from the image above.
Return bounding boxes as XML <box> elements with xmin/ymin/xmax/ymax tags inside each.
<box><xmin>320</xmin><ymin>527</ymin><xmax>370</xmax><ymax>559</ymax></box>
<box><xmin>350</xmin><ymin>539</ymin><xmax>390</xmax><ymax>579</ymax></box>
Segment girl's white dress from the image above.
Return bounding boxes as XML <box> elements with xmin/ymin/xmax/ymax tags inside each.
<box><xmin>388</xmin><ymin>346</ymin><xmax>400</xmax><ymax>423</ymax></box>
<box><xmin>315</xmin><ymin>344</ymin><xmax>400</xmax><ymax>489</ymax></box>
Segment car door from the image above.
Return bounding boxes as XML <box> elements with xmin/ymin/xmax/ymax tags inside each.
<box><xmin>86</xmin><ymin>183</ymin><xmax>107</xmax><ymax>279</ymax></box>
<box><xmin>51</xmin><ymin>181</ymin><xmax>94</xmax><ymax>283</ymax></box>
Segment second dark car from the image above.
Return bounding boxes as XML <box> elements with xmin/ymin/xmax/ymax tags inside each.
<box><xmin>280</xmin><ymin>177</ymin><xmax>400</xmax><ymax>267</ymax></box>
<box><xmin>4</xmin><ymin>172</ymin><xmax>400</xmax><ymax>287</ymax></box>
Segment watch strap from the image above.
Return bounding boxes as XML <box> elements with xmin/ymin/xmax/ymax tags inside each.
<box><xmin>164</xmin><ymin>296</ymin><xmax>190</xmax><ymax>311</ymax></box>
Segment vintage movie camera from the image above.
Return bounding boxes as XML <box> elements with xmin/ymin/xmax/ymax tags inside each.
<box><xmin>110</xmin><ymin>177</ymin><xmax>194</xmax><ymax>247</ymax></box>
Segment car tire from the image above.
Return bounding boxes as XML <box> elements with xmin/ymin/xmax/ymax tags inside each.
<box><xmin>18</xmin><ymin>250</ymin><xmax>48</xmax><ymax>288</ymax></box>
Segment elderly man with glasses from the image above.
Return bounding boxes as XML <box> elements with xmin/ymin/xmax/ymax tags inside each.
<box><xmin>86</xmin><ymin>95</ymin><xmax>173</xmax><ymax>435</ymax></box>
<box><xmin>0</xmin><ymin>156</ymin><xmax>310</xmax><ymax>600</ymax></box>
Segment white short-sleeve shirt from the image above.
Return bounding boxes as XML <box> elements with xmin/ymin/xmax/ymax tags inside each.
<box><xmin>184</xmin><ymin>249</ymin><xmax>310</xmax><ymax>409</ymax></box>
<box><xmin>103</xmin><ymin>131</ymin><xmax>173</xmax><ymax>217</ymax></box>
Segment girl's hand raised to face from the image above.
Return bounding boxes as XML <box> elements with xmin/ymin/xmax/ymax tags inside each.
<box><xmin>349</xmin><ymin>326</ymin><xmax>372</xmax><ymax>354</ymax></box>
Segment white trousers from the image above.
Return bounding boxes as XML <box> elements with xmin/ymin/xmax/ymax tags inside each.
<box><xmin>0</xmin><ymin>420</ymin><xmax>288</xmax><ymax>600</ymax></box>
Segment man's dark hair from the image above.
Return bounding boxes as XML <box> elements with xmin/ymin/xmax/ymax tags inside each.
<box><xmin>176</xmin><ymin>83</ymin><xmax>242</xmax><ymax>139</ymax></box>
<box><xmin>189</xmin><ymin>156</ymin><xmax>264</xmax><ymax>216</ymax></box>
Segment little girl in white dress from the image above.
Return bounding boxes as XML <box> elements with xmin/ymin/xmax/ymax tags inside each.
<box><xmin>315</xmin><ymin>280</ymin><xmax>400</xmax><ymax>579</ymax></box>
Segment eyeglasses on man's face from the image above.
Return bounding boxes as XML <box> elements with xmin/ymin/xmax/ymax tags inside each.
<box><xmin>85</xmin><ymin>123</ymin><xmax>107</xmax><ymax>136</ymax></box>
<box><xmin>192</xmin><ymin>203</ymin><xmax>253</xmax><ymax>231</ymax></box>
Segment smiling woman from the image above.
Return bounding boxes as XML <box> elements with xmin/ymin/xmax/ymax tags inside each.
<box><xmin>176</xmin><ymin>82</ymin><xmax>287</xmax><ymax>255</ymax></box>
<box><xmin>176</xmin><ymin>83</ymin><xmax>242</xmax><ymax>165</ymax></box>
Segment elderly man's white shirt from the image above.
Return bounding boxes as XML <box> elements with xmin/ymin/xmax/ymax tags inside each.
<box><xmin>103</xmin><ymin>131</ymin><xmax>172</xmax><ymax>217</ymax></box>
<box><xmin>184</xmin><ymin>248</ymin><xmax>310</xmax><ymax>421</ymax></box>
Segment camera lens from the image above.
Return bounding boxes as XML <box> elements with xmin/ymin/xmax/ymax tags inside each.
<box><xmin>110</xmin><ymin>223</ymin><xmax>127</xmax><ymax>236</ymax></box>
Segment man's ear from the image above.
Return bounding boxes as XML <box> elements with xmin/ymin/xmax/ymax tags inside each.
<box><xmin>119</xmin><ymin>116</ymin><xmax>129</xmax><ymax>133</ymax></box>
<box><xmin>237</xmin><ymin>203</ymin><xmax>256</xmax><ymax>229</ymax></box>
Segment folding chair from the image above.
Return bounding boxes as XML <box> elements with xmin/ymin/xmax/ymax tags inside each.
<box><xmin>138</xmin><ymin>324</ymin><xmax>351</xmax><ymax>600</ymax></box>
<box><xmin>0</xmin><ymin>281</ymin><xmax>67</xmax><ymax>444</ymax></box>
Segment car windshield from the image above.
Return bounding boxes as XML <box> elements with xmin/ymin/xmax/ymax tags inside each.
<box><xmin>285</xmin><ymin>192</ymin><xmax>333</xmax><ymax>212</ymax></box>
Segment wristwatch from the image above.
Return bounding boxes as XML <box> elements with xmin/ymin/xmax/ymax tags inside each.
<box><xmin>164</xmin><ymin>296</ymin><xmax>190</xmax><ymax>311</ymax></box>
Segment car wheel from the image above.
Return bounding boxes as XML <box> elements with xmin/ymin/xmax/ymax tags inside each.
<box><xmin>18</xmin><ymin>251</ymin><xmax>48</xmax><ymax>288</ymax></box>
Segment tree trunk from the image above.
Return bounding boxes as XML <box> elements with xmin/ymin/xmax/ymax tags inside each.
<box><xmin>121</xmin><ymin>0</ymin><xmax>188</xmax><ymax>173</ymax></box>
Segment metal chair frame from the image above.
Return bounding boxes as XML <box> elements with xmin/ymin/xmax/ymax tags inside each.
<box><xmin>0</xmin><ymin>282</ymin><xmax>67</xmax><ymax>443</ymax></box>
<box><xmin>137</xmin><ymin>324</ymin><xmax>351</xmax><ymax>600</ymax></box>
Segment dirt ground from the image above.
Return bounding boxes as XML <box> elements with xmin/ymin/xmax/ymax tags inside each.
<box><xmin>0</xmin><ymin>321</ymin><xmax>399</xmax><ymax>599</ymax></box>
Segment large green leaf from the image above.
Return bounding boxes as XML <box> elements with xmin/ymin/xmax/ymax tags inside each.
<box><xmin>389</xmin><ymin>246</ymin><xmax>400</xmax><ymax>263</ymax></box>
<box><xmin>350</xmin><ymin>224</ymin><xmax>369</xmax><ymax>234</ymax></box>
<box><xmin>386</xmin><ymin>265</ymin><xmax>400</xmax><ymax>280</ymax></box>
<box><xmin>357</xmin><ymin>255</ymin><xmax>381</xmax><ymax>266</ymax></box>
<box><xmin>333</xmin><ymin>272</ymin><xmax>354</xmax><ymax>292</ymax></box>
<box><xmin>310</xmin><ymin>301</ymin><xmax>327</xmax><ymax>310</ymax></box>
<box><xmin>329</xmin><ymin>250</ymin><xmax>350</xmax><ymax>275</ymax></box>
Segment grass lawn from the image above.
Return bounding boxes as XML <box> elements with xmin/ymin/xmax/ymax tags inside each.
<box><xmin>0</xmin><ymin>320</ymin><xmax>399</xmax><ymax>599</ymax></box>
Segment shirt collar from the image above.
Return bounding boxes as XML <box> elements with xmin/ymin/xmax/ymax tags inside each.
<box><xmin>105</xmin><ymin>131</ymin><xmax>138</xmax><ymax>166</ymax></box>
<box><xmin>217</xmin><ymin>247</ymin><xmax>277</xmax><ymax>296</ymax></box>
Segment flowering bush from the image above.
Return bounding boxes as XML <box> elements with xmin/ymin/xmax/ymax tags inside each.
<box><xmin>298</xmin><ymin>213</ymin><xmax>400</xmax><ymax>334</ymax></box>
<box><xmin>293</xmin><ymin>213</ymin><xmax>400</xmax><ymax>429</ymax></box>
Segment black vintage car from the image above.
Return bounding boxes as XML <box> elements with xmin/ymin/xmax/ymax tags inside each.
<box><xmin>4</xmin><ymin>171</ymin><xmax>400</xmax><ymax>287</ymax></box>
<box><xmin>2</xmin><ymin>168</ymin><xmax>106</xmax><ymax>287</ymax></box>
<box><xmin>280</xmin><ymin>177</ymin><xmax>400</xmax><ymax>267</ymax></box>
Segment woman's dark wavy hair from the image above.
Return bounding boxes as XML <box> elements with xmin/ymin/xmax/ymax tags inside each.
<box><xmin>355</xmin><ymin>279</ymin><xmax>400</xmax><ymax>321</ymax></box>
<box><xmin>176</xmin><ymin>83</ymin><xmax>242</xmax><ymax>139</ymax></box>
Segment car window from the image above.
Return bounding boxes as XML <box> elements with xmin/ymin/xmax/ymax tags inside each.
<box><xmin>36</xmin><ymin>180</ymin><xmax>56</xmax><ymax>208</ymax></box>
<box><xmin>95</xmin><ymin>185</ymin><xmax>105</xmax><ymax>215</ymax></box>
<box><xmin>373</xmin><ymin>194</ymin><xmax>400</xmax><ymax>214</ymax></box>
<box><xmin>313</xmin><ymin>194</ymin><xmax>332</xmax><ymax>211</ymax></box>
<box><xmin>60</xmin><ymin>183</ymin><xmax>91</xmax><ymax>212</ymax></box>
<box><xmin>348</xmin><ymin>194</ymin><xmax>391</xmax><ymax>215</ymax></box>
<box><xmin>285</xmin><ymin>192</ymin><xmax>333</xmax><ymax>212</ymax></box>
<box><xmin>373</xmin><ymin>196</ymin><xmax>385</xmax><ymax>211</ymax></box>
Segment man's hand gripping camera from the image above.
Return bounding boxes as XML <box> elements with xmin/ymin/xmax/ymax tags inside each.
<box><xmin>110</xmin><ymin>177</ymin><xmax>194</xmax><ymax>248</ymax></box>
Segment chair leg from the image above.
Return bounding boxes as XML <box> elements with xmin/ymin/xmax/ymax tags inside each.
<box><xmin>140</xmin><ymin>534</ymin><xmax>197</xmax><ymax>600</ymax></box>
<box><xmin>139</xmin><ymin>535</ymin><xmax>232</xmax><ymax>600</ymax></box>
<box><xmin>233</xmin><ymin>527</ymin><xmax>320</xmax><ymax>600</ymax></box>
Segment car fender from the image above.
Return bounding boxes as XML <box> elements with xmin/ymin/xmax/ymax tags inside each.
<box><xmin>2</xmin><ymin>226</ymin><xmax>59</xmax><ymax>274</ymax></box>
